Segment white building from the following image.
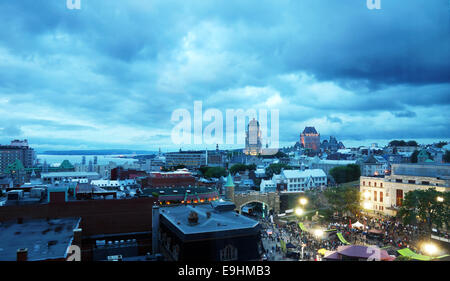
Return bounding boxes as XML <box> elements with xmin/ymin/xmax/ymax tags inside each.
<box><xmin>281</xmin><ymin>169</ymin><xmax>327</xmax><ymax>192</ymax></box>
<box><xmin>260</xmin><ymin>179</ymin><xmax>276</xmax><ymax>193</ymax></box>
<box><xmin>41</xmin><ymin>172</ymin><xmax>100</xmax><ymax>184</ymax></box>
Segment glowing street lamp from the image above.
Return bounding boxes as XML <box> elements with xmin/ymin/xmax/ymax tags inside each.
<box><xmin>363</xmin><ymin>191</ymin><xmax>370</xmax><ymax>200</ymax></box>
<box><xmin>437</xmin><ymin>196</ymin><xmax>444</xmax><ymax>203</ymax></box>
<box><xmin>314</xmin><ymin>229</ymin><xmax>324</xmax><ymax>238</ymax></box>
<box><xmin>299</xmin><ymin>198</ymin><xmax>308</xmax><ymax>206</ymax></box>
<box><xmin>423</xmin><ymin>243</ymin><xmax>438</xmax><ymax>256</ymax></box>
<box><xmin>363</xmin><ymin>202</ymin><xmax>372</xmax><ymax>210</ymax></box>
<box><xmin>295</xmin><ymin>208</ymin><xmax>304</xmax><ymax>216</ymax></box>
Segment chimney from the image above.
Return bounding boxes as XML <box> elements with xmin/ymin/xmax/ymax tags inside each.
<box><xmin>73</xmin><ymin>228</ymin><xmax>82</xmax><ymax>247</ymax></box>
<box><xmin>152</xmin><ymin>205</ymin><xmax>160</xmax><ymax>255</ymax></box>
<box><xmin>17</xmin><ymin>248</ymin><xmax>28</xmax><ymax>261</ymax></box>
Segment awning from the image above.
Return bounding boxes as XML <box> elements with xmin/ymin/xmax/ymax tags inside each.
<box><xmin>337</xmin><ymin>232</ymin><xmax>351</xmax><ymax>245</ymax></box>
<box><xmin>397</xmin><ymin>248</ymin><xmax>449</xmax><ymax>261</ymax></box>
<box><xmin>299</xmin><ymin>223</ymin><xmax>307</xmax><ymax>232</ymax></box>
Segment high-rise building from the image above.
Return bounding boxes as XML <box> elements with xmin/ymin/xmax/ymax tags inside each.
<box><xmin>0</xmin><ymin>140</ymin><xmax>35</xmax><ymax>174</ymax></box>
<box><xmin>300</xmin><ymin>127</ymin><xmax>320</xmax><ymax>152</ymax></box>
<box><xmin>244</xmin><ymin>118</ymin><xmax>262</xmax><ymax>156</ymax></box>
<box><xmin>165</xmin><ymin>150</ymin><xmax>207</xmax><ymax>169</ymax></box>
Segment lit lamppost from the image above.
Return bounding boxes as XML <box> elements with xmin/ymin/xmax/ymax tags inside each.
<box><xmin>423</xmin><ymin>242</ymin><xmax>438</xmax><ymax>259</ymax></box>
<box><xmin>295</xmin><ymin>208</ymin><xmax>304</xmax><ymax>216</ymax></box>
<box><xmin>437</xmin><ymin>196</ymin><xmax>444</xmax><ymax>203</ymax></box>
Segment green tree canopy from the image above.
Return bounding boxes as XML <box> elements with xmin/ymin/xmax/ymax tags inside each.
<box><xmin>264</xmin><ymin>163</ymin><xmax>292</xmax><ymax>178</ymax></box>
<box><xmin>389</xmin><ymin>140</ymin><xmax>418</xmax><ymax>147</ymax></box>
<box><xmin>444</xmin><ymin>150</ymin><xmax>450</xmax><ymax>163</ymax></box>
<box><xmin>229</xmin><ymin>164</ymin><xmax>256</xmax><ymax>175</ymax></box>
<box><xmin>323</xmin><ymin>185</ymin><xmax>360</xmax><ymax>217</ymax></box>
<box><xmin>397</xmin><ymin>188</ymin><xmax>450</xmax><ymax>230</ymax></box>
<box><xmin>329</xmin><ymin>164</ymin><xmax>361</xmax><ymax>184</ymax></box>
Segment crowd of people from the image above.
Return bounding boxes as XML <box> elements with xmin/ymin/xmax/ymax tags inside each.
<box><xmin>258</xmin><ymin>213</ymin><xmax>447</xmax><ymax>260</ymax></box>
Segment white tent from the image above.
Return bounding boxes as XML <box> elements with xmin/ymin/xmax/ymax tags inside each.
<box><xmin>352</xmin><ymin>221</ymin><xmax>364</xmax><ymax>228</ymax></box>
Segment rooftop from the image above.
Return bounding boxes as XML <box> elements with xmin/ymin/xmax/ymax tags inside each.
<box><xmin>0</xmin><ymin>217</ymin><xmax>80</xmax><ymax>261</ymax></box>
<box><xmin>282</xmin><ymin>169</ymin><xmax>326</xmax><ymax>178</ymax></box>
<box><xmin>41</xmin><ymin>172</ymin><xmax>100</xmax><ymax>178</ymax></box>
<box><xmin>160</xmin><ymin>204</ymin><xmax>259</xmax><ymax>240</ymax></box>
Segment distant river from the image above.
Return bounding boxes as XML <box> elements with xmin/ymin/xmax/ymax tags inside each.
<box><xmin>36</xmin><ymin>154</ymin><xmax>139</xmax><ymax>166</ymax></box>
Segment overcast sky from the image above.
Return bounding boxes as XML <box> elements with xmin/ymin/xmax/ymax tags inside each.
<box><xmin>0</xmin><ymin>0</ymin><xmax>449</xmax><ymax>152</ymax></box>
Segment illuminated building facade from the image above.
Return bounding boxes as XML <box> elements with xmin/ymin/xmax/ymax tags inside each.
<box><xmin>244</xmin><ymin>118</ymin><xmax>262</xmax><ymax>156</ymax></box>
<box><xmin>300</xmin><ymin>127</ymin><xmax>320</xmax><ymax>152</ymax></box>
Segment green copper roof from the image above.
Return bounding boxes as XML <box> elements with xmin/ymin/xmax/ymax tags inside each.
<box><xmin>4</xmin><ymin>159</ymin><xmax>25</xmax><ymax>173</ymax></box>
<box><xmin>224</xmin><ymin>172</ymin><xmax>235</xmax><ymax>187</ymax></box>
<box><xmin>60</xmin><ymin>160</ymin><xmax>74</xmax><ymax>169</ymax></box>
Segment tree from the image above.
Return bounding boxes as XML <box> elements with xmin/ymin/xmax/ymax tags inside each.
<box><xmin>323</xmin><ymin>186</ymin><xmax>360</xmax><ymax>217</ymax></box>
<box><xmin>229</xmin><ymin>164</ymin><xmax>256</xmax><ymax>175</ymax></box>
<box><xmin>436</xmin><ymin>141</ymin><xmax>448</xmax><ymax>148</ymax></box>
<box><xmin>265</xmin><ymin>163</ymin><xmax>292</xmax><ymax>178</ymax></box>
<box><xmin>397</xmin><ymin>189</ymin><xmax>450</xmax><ymax>231</ymax></box>
<box><xmin>205</xmin><ymin>167</ymin><xmax>227</xmax><ymax>178</ymax></box>
<box><xmin>444</xmin><ymin>150</ymin><xmax>450</xmax><ymax>163</ymax></box>
<box><xmin>329</xmin><ymin>164</ymin><xmax>361</xmax><ymax>184</ymax></box>
<box><xmin>410</xmin><ymin>150</ymin><xmax>419</xmax><ymax>163</ymax></box>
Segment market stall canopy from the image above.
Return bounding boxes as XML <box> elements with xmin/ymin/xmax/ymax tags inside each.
<box><xmin>352</xmin><ymin>221</ymin><xmax>364</xmax><ymax>228</ymax></box>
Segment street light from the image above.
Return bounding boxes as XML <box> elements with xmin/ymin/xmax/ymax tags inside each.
<box><xmin>437</xmin><ymin>196</ymin><xmax>444</xmax><ymax>203</ymax></box>
<box><xmin>423</xmin><ymin>243</ymin><xmax>438</xmax><ymax>256</ymax></box>
<box><xmin>295</xmin><ymin>208</ymin><xmax>304</xmax><ymax>216</ymax></box>
<box><xmin>363</xmin><ymin>191</ymin><xmax>370</xmax><ymax>200</ymax></box>
<box><xmin>363</xmin><ymin>202</ymin><xmax>371</xmax><ymax>210</ymax></box>
<box><xmin>299</xmin><ymin>197</ymin><xmax>308</xmax><ymax>206</ymax></box>
<box><xmin>314</xmin><ymin>229</ymin><xmax>324</xmax><ymax>239</ymax></box>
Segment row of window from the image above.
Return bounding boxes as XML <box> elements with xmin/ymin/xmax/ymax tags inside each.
<box><xmin>362</xmin><ymin>181</ymin><xmax>383</xmax><ymax>188</ymax></box>
<box><xmin>289</xmin><ymin>177</ymin><xmax>326</xmax><ymax>183</ymax></box>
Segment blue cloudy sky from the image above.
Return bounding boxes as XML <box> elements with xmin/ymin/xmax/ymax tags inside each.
<box><xmin>0</xmin><ymin>0</ymin><xmax>449</xmax><ymax>152</ymax></box>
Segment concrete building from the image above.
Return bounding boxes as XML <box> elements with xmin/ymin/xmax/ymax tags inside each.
<box><xmin>360</xmin><ymin>163</ymin><xmax>450</xmax><ymax>217</ymax></box>
<box><xmin>165</xmin><ymin>150</ymin><xmax>207</xmax><ymax>169</ymax></box>
<box><xmin>361</xmin><ymin>154</ymin><xmax>388</xmax><ymax>176</ymax></box>
<box><xmin>0</xmin><ymin>140</ymin><xmax>35</xmax><ymax>173</ymax></box>
<box><xmin>281</xmin><ymin>169</ymin><xmax>327</xmax><ymax>192</ymax></box>
<box><xmin>41</xmin><ymin>171</ymin><xmax>101</xmax><ymax>184</ymax></box>
<box><xmin>0</xmin><ymin>217</ymin><xmax>81</xmax><ymax>261</ymax></box>
<box><xmin>260</xmin><ymin>179</ymin><xmax>276</xmax><ymax>193</ymax></box>
<box><xmin>158</xmin><ymin>202</ymin><xmax>263</xmax><ymax>261</ymax></box>
<box><xmin>244</xmin><ymin>118</ymin><xmax>262</xmax><ymax>156</ymax></box>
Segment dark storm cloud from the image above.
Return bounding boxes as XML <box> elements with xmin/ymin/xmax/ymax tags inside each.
<box><xmin>0</xmin><ymin>0</ymin><xmax>448</xmax><ymax>149</ymax></box>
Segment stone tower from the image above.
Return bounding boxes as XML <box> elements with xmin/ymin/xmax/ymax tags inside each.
<box><xmin>224</xmin><ymin>172</ymin><xmax>235</xmax><ymax>202</ymax></box>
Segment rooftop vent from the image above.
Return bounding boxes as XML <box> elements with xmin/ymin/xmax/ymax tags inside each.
<box><xmin>188</xmin><ymin>211</ymin><xmax>199</xmax><ymax>225</ymax></box>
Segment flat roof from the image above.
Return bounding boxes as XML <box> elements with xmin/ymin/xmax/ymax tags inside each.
<box><xmin>160</xmin><ymin>204</ymin><xmax>259</xmax><ymax>240</ymax></box>
<box><xmin>41</xmin><ymin>172</ymin><xmax>100</xmax><ymax>177</ymax></box>
<box><xmin>0</xmin><ymin>217</ymin><xmax>81</xmax><ymax>261</ymax></box>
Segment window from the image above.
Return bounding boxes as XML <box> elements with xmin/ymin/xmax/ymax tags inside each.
<box><xmin>363</xmin><ymin>181</ymin><xmax>365</xmax><ymax>186</ymax></box>
<box><xmin>380</xmin><ymin>192</ymin><xmax>383</xmax><ymax>203</ymax></box>
<box><xmin>396</xmin><ymin>189</ymin><xmax>403</xmax><ymax>206</ymax></box>
<box><xmin>396</xmin><ymin>179</ymin><xmax>402</xmax><ymax>183</ymax></box>
<box><xmin>220</xmin><ymin>245</ymin><xmax>238</xmax><ymax>261</ymax></box>
<box><xmin>374</xmin><ymin>191</ymin><xmax>377</xmax><ymax>202</ymax></box>
<box><xmin>408</xmin><ymin>180</ymin><xmax>415</xmax><ymax>184</ymax></box>
<box><xmin>368</xmin><ymin>182</ymin><xmax>371</xmax><ymax>187</ymax></box>
<box><xmin>421</xmin><ymin>181</ymin><xmax>430</xmax><ymax>185</ymax></box>
<box><xmin>374</xmin><ymin>182</ymin><xmax>377</xmax><ymax>187</ymax></box>
<box><xmin>380</xmin><ymin>183</ymin><xmax>383</xmax><ymax>188</ymax></box>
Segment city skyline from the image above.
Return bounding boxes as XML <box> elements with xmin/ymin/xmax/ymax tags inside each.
<box><xmin>0</xmin><ymin>0</ymin><xmax>449</xmax><ymax>151</ymax></box>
